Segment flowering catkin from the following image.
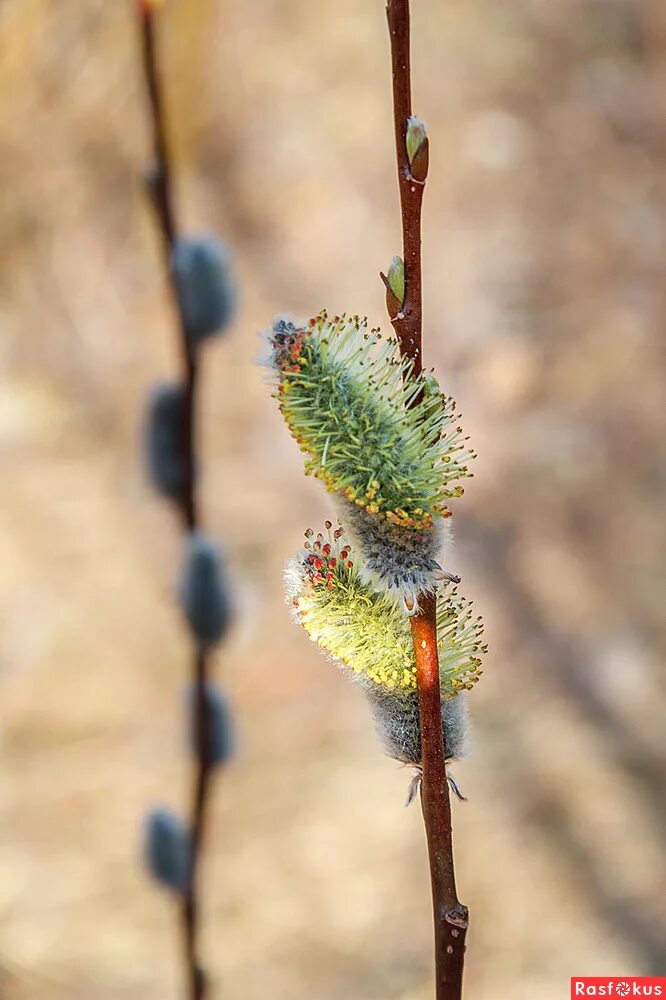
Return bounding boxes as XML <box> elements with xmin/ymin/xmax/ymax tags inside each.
<box><xmin>178</xmin><ymin>533</ymin><xmax>232</xmax><ymax>648</ymax></box>
<box><xmin>144</xmin><ymin>808</ymin><xmax>190</xmax><ymax>892</ymax></box>
<box><xmin>172</xmin><ymin>235</ymin><xmax>235</xmax><ymax>343</ymax></box>
<box><xmin>267</xmin><ymin>312</ymin><xmax>474</xmax><ymax>606</ymax></box>
<box><xmin>145</xmin><ymin>381</ymin><xmax>188</xmax><ymax>499</ymax></box>
<box><xmin>285</xmin><ymin>524</ymin><xmax>484</xmax><ymax>694</ymax></box>
<box><xmin>285</xmin><ymin>523</ymin><xmax>484</xmax><ymax>765</ymax></box>
<box><xmin>188</xmin><ymin>683</ymin><xmax>235</xmax><ymax>767</ymax></box>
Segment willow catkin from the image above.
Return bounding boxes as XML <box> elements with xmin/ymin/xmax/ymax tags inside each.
<box><xmin>285</xmin><ymin>522</ymin><xmax>485</xmax><ymax>765</ymax></box>
<box><xmin>266</xmin><ymin>311</ymin><xmax>474</xmax><ymax>608</ymax></box>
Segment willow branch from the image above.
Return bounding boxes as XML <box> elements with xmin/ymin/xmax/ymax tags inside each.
<box><xmin>385</xmin><ymin>0</ymin><xmax>424</xmax><ymax>370</ymax></box>
<box><xmin>137</xmin><ymin>6</ymin><xmax>213</xmax><ymax>998</ymax></box>
<box><xmin>385</xmin><ymin>2</ymin><xmax>468</xmax><ymax>997</ymax></box>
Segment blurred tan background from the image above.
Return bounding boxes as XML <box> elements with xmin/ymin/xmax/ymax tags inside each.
<box><xmin>1</xmin><ymin>1</ymin><xmax>665</xmax><ymax>998</ymax></box>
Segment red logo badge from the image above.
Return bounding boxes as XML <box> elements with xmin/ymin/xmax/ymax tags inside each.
<box><xmin>571</xmin><ymin>979</ymin><xmax>665</xmax><ymax>998</ymax></box>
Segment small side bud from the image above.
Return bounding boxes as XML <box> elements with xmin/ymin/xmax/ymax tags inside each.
<box><xmin>144</xmin><ymin>382</ymin><xmax>188</xmax><ymax>500</ymax></box>
<box><xmin>381</xmin><ymin>255</ymin><xmax>405</xmax><ymax>317</ymax></box>
<box><xmin>386</xmin><ymin>255</ymin><xmax>405</xmax><ymax>304</ymax></box>
<box><xmin>406</xmin><ymin>117</ymin><xmax>427</xmax><ymax>163</ymax></box>
<box><xmin>144</xmin><ymin>808</ymin><xmax>190</xmax><ymax>892</ymax></box>
<box><xmin>172</xmin><ymin>235</ymin><xmax>235</xmax><ymax>344</ymax></box>
<box><xmin>179</xmin><ymin>533</ymin><xmax>232</xmax><ymax>648</ymax></box>
<box><xmin>405</xmin><ymin>116</ymin><xmax>429</xmax><ymax>182</ymax></box>
<box><xmin>188</xmin><ymin>683</ymin><xmax>235</xmax><ymax>767</ymax></box>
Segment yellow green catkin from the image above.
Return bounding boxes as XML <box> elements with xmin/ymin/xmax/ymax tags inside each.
<box><xmin>285</xmin><ymin>523</ymin><xmax>485</xmax><ymax>765</ymax></box>
<box><xmin>285</xmin><ymin>523</ymin><xmax>484</xmax><ymax>695</ymax></box>
<box><xmin>267</xmin><ymin>312</ymin><xmax>474</xmax><ymax>607</ymax></box>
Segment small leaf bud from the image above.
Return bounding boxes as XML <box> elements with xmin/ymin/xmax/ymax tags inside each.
<box><xmin>383</xmin><ymin>255</ymin><xmax>405</xmax><ymax>314</ymax></box>
<box><xmin>405</xmin><ymin>116</ymin><xmax>429</xmax><ymax>182</ymax></box>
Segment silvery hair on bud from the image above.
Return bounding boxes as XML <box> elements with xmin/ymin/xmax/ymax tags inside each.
<box><xmin>179</xmin><ymin>533</ymin><xmax>232</xmax><ymax>648</ymax></box>
<box><xmin>144</xmin><ymin>807</ymin><xmax>190</xmax><ymax>892</ymax></box>
<box><xmin>363</xmin><ymin>684</ymin><xmax>467</xmax><ymax>766</ymax></box>
<box><xmin>145</xmin><ymin>381</ymin><xmax>188</xmax><ymax>500</ymax></box>
<box><xmin>171</xmin><ymin>235</ymin><xmax>235</xmax><ymax>343</ymax></box>
<box><xmin>338</xmin><ymin>499</ymin><xmax>452</xmax><ymax>610</ymax></box>
<box><xmin>188</xmin><ymin>683</ymin><xmax>235</xmax><ymax>767</ymax></box>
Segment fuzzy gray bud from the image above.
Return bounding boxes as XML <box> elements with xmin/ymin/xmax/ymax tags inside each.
<box><xmin>188</xmin><ymin>683</ymin><xmax>235</xmax><ymax>767</ymax></box>
<box><xmin>365</xmin><ymin>685</ymin><xmax>467</xmax><ymax>766</ymax></box>
<box><xmin>179</xmin><ymin>533</ymin><xmax>232</xmax><ymax>648</ymax></box>
<box><xmin>172</xmin><ymin>235</ymin><xmax>235</xmax><ymax>343</ymax></box>
<box><xmin>338</xmin><ymin>498</ymin><xmax>450</xmax><ymax>610</ymax></box>
<box><xmin>144</xmin><ymin>807</ymin><xmax>190</xmax><ymax>892</ymax></box>
<box><xmin>144</xmin><ymin>381</ymin><xmax>188</xmax><ymax>500</ymax></box>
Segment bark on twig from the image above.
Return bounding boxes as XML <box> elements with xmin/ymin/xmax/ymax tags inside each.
<box><xmin>385</xmin><ymin>3</ymin><xmax>468</xmax><ymax>996</ymax></box>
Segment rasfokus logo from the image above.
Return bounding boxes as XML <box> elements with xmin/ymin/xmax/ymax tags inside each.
<box><xmin>571</xmin><ymin>978</ymin><xmax>665</xmax><ymax>998</ymax></box>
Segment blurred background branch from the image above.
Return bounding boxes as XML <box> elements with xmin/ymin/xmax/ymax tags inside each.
<box><xmin>137</xmin><ymin>2</ymin><xmax>235</xmax><ymax>997</ymax></box>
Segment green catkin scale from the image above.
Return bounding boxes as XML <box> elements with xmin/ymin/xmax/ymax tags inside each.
<box><xmin>285</xmin><ymin>523</ymin><xmax>485</xmax><ymax>764</ymax></box>
<box><xmin>268</xmin><ymin>312</ymin><xmax>475</xmax><ymax>607</ymax></box>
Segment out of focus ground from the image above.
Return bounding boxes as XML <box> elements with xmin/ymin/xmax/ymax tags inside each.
<box><xmin>0</xmin><ymin>1</ymin><xmax>664</xmax><ymax>997</ymax></box>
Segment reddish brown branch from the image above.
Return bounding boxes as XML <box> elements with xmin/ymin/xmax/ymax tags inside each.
<box><xmin>137</xmin><ymin>7</ymin><xmax>213</xmax><ymax>999</ymax></box>
<box><xmin>410</xmin><ymin>596</ymin><xmax>468</xmax><ymax>998</ymax></box>
<box><xmin>385</xmin><ymin>0</ymin><xmax>425</xmax><ymax>370</ymax></box>
<box><xmin>385</xmin><ymin>2</ymin><xmax>468</xmax><ymax>997</ymax></box>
